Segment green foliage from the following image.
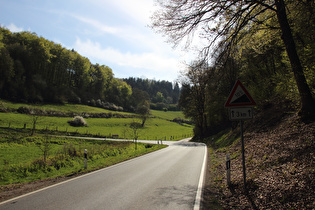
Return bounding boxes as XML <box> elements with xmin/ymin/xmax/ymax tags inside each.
<box><xmin>0</xmin><ymin>28</ymin><xmax>132</xmax><ymax>109</ymax></box>
<box><xmin>123</xmin><ymin>77</ymin><xmax>180</xmax><ymax>106</ymax></box>
<box><xmin>136</xmin><ymin>100</ymin><xmax>150</xmax><ymax>127</ymax></box>
<box><xmin>0</xmin><ymin>27</ymin><xmax>182</xmax><ymax>112</ymax></box>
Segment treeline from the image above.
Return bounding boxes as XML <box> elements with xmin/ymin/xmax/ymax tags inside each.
<box><xmin>0</xmin><ymin>27</ymin><xmax>132</xmax><ymax>110</ymax></box>
<box><xmin>123</xmin><ymin>77</ymin><xmax>180</xmax><ymax>111</ymax></box>
<box><xmin>153</xmin><ymin>1</ymin><xmax>315</xmax><ymax>138</ymax></box>
<box><xmin>0</xmin><ymin>27</ymin><xmax>181</xmax><ymax>112</ymax></box>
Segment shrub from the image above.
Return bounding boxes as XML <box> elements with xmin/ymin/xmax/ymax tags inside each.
<box><xmin>62</xmin><ymin>143</ymin><xmax>78</xmax><ymax>157</ymax></box>
<box><xmin>67</xmin><ymin>116</ymin><xmax>88</xmax><ymax>127</ymax></box>
<box><xmin>17</xmin><ymin>106</ymin><xmax>34</xmax><ymax>114</ymax></box>
<box><xmin>172</xmin><ymin>117</ymin><xmax>193</xmax><ymax>125</ymax></box>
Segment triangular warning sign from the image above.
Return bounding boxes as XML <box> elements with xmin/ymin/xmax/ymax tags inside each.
<box><xmin>225</xmin><ymin>80</ymin><xmax>256</xmax><ymax>107</ymax></box>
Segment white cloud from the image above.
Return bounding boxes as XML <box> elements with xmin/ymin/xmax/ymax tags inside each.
<box><xmin>66</xmin><ymin>0</ymin><xmax>188</xmax><ymax>81</ymax></box>
<box><xmin>74</xmin><ymin>38</ymin><xmax>181</xmax><ymax>80</ymax></box>
<box><xmin>91</xmin><ymin>0</ymin><xmax>156</xmax><ymax>25</ymax></box>
<box><xmin>7</xmin><ymin>23</ymin><xmax>24</xmax><ymax>32</ymax></box>
<box><xmin>70</xmin><ymin>12</ymin><xmax>167</xmax><ymax>53</ymax></box>
<box><xmin>70</xmin><ymin>14</ymin><xmax>119</xmax><ymax>35</ymax></box>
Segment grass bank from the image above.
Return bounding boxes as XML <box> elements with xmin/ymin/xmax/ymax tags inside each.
<box><xmin>0</xmin><ymin>128</ymin><xmax>167</xmax><ymax>186</ymax></box>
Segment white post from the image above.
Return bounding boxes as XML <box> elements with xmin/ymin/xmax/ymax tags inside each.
<box><xmin>84</xmin><ymin>149</ymin><xmax>87</xmax><ymax>169</ymax></box>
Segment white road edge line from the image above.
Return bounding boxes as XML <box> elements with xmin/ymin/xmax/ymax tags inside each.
<box><xmin>194</xmin><ymin>144</ymin><xmax>207</xmax><ymax>210</ymax></box>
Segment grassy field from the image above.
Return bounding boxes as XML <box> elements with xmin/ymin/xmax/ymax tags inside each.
<box><xmin>0</xmin><ymin>128</ymin><xmax>167</xmax><ymax>186</ymax></box>
<box><xmin>0</xmin><ymin>101</ymin><xmax>193</xmax><ymax>140</ymax></box>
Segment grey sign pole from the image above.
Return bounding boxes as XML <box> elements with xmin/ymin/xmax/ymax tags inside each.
<box><xmin>240</xmin><ymin>121</ymin><xmax>246</xmax><ymax>190</ymax></box>
<box><xmin>226</xmin><ymin>154</ymin><xmax>231</xmax><ymax>186</ymax></box>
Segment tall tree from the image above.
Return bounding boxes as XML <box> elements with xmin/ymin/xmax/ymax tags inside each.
<box><xmin>152</xmin><ymin>0</ymin><xmax>315</xmax><ymax>121</ymax></box>
<box><xmin>136</xmin><ymin>100</ymin><xmax>151</xmax><ymax>127</ymax></box>
<box><xmin>178</xmin><ymin>61</ymin><xmax>209</xmax><ymax>138</ymax></box>
<box><xmin>274</xmin><ymin>0</ymin><xmax>314</xmax><ymax>120</ymax></box>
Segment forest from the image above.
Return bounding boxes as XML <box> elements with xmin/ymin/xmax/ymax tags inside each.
<box><xmin>152</xmin><ymin>0</ymin><xmax>315</xmax><ymax>138</ymax></box>
<box><xmin>0</xmin><ymin>27</ymin><xmax>180</xmax><ymax>112</ymax></box>
<box><xmin>123</xmin><ymin>77</ymin><xmax>180</xmax><ymax>111</ymax></box>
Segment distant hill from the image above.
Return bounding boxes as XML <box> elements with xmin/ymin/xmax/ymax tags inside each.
<box><xmin>0</xmin><ymin>27</ymin><xmax>180</xmax><ymax>112</ymax></box>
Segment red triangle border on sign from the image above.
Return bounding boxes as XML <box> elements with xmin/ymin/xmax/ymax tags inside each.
<box><xmin>224</xmin><ymin>80</ymin><xmax>256</xmax><ymax>107</ymax></box>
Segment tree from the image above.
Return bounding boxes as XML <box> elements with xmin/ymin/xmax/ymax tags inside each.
<box><xmin>172</xmin><ymin>82</ymin><xmax>180</xmax><ymax>103</ymax></box>
<box><xmin>130</xmin><ymin>121</ymin><xmax>142</xmax><ymax>150</ymax></box>
<box><xmin>0</xmin><ymin>48</ymin><xmax>14</xmax><ymax>92</ymax></box>
<box><xmin>123</xmin><ymin>77</ymin><xmax>181</xmax><ymax>105</ymax></box>
<box><xmin>152</xmin><ymin>0</ymin><xmax>315</xmax><ymax>121</ymax></box>
<box><xmin>30</xmin><ymin>114</ymin><xmax>43</xmax><ymax>136</ymax></box>
<box><xmin>178</xmin><ymin>61</ymin><xmax>209</xmax><ymax>138</ymax></box>
<box><xmin>274</xmin><ymin>0</ymin><xmax>315</xmax><ymax>120</ymax></box>
<box><xmin>130</xmin><ymin>88</ymin><xmax>150</xmax><ymax>110</ymax></box>
<box><xmin>136</xmin><ymin>100</ymin><xmax>151</xmax><ymax>127</ymax></box>
<box><xmin>153</xmin><ymin>91</ymin><xmax>165</xmax><ymax>103</ymax></box>
<box><xmin>1</xmin><ymin>27</ymin><xmax>134</xmax><ymax>108</ymax></box>
<box><xmin>37</xmin><ymin>136</ymin><xmax>52</xmax><ymax>165</ymax></box>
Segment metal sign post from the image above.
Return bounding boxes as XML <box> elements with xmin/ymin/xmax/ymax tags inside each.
<box><xmin>240</xmin><ymin>121</ymin><xmax>246</xmax><ymax>190</ymax></box>
<box><xmin>225</xmin><ymin>80</ymin><xmax>256</xmax><ymax>191</ymax></box>
<box><xmin>226</xmin><ymin>154</ymin><xmax>231</xmax><ymax>186</ymax></box>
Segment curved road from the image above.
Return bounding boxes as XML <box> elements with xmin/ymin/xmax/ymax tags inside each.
<box><xmin>0</xmin><ymin>139</ymin><xmax>207</xmax><ymax>210</ymax></box>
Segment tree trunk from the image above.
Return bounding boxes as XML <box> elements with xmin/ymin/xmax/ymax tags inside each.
<box><xmin>275</xmin><ymin>0</ymin><xmax>315</xmax><ymax>121</ymax></box>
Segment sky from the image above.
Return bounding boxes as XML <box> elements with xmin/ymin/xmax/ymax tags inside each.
<box><xmin>0</xmin><ymin>0</ymin><xmax>199</xmax><ymax>82</ymax></box>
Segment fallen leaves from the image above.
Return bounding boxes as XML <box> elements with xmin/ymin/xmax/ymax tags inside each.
<box><xmin>204</xmin><ymin>114</ymin><xmax>315</xmax><ymax>209</ymax></box>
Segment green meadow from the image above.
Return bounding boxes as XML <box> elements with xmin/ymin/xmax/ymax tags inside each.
<box><xmin>0</xmin><ymin>101</ymin><xmax>193</xmax><ymax>140</ymax></box>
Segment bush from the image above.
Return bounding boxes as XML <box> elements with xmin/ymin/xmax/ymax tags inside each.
<box><xmin>17</xmin><ymin>106</ymin><xmax>34</xmax><ymax>114</ymax></box>
<box><xmin>62</xmin><ymin>143</ymin><xmax>78</xmax><ymax>157</ymax></box>
<box><xmin>67</xmin><ymin>116</ymin><xmax>88</xmax><ymax>127</ymax></box>
<box><xmin>93</xmin><ymin>99</ymin><xmax>123</xmax><ymax>111</ymax></box>
<box><xmin>172</xmin><ymin>117</ymin><xmax>193</xmax><ymax>125</ymax></box>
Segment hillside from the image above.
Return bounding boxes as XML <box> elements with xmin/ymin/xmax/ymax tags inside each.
<box><xmin>202</xmin><ymin>101</ymin><xmax>315</xmax><ymax>209</ymax></box>
<box><xmin>0</xmin><ymin>28</ymin><xmax>181</xmax><ymax>112</ymax></box>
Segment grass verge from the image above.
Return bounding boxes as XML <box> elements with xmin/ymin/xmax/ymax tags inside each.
<box><xmin>0</xmin><ymin>128</ymin><xmax>167</xmax><ymax>186</ymax></box>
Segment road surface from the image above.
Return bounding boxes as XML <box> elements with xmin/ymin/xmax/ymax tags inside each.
<box><xmin>0</xmin><ymin>139</ymin><xmax>207</xmax><ymax>210</ymax></box>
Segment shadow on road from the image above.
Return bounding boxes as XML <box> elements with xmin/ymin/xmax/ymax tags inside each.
<box><xmin>173</xmin><ymin>142</ymin><xmax>206</xmax><ymax>147</ymax></box>
<box><xmin>150</xmin><ymin>185</ymin><xmax>196</xmax><ymax>209</ymax></box>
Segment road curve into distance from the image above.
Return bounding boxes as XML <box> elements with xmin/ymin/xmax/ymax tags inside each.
<box><xmin>0</xmin><ymin>138</ymin><xmax>207</xmax><ymax>210</ymax></box>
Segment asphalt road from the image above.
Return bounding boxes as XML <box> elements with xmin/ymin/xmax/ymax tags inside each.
<box><xmin>0</xmin><ymin>139</ymin><xmax>207</xmax><ymax>210</ymax></box>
